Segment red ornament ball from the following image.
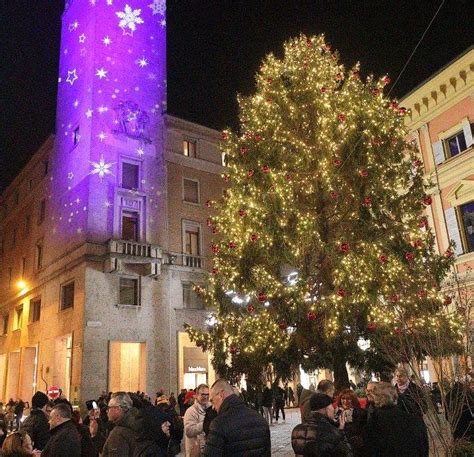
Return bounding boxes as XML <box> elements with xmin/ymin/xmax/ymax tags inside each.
<box><xmin>335</xmin><ymin>73</ymin><xmax>344</xmax><ymax>81</ymax></box>
<box><xmin>382</xmin><ymin>75</ymin><xmax>391</xmax><ymax>85</ymax></box>
<box><xmin>255</xmin><ymin>134</ymin><xmax>263</xmax><ymax>141</ymax></box>
<box><xmin>338</xmin><ymin>113</ymin><xmax>347</xmax><ymax>122</ymax></box>
<box><xmin>390</xmin><ymin>101</ymin><xmax>399</xmax><ymax>110</ymax></box>
<box><xmin>418</xmin><ymin>218</ymin><xmax>428</xmax><ymax>229</ymax></box>
<box><xmin>211</xmin><ymin>267</ymin><xmax>219</xmax><ymax>275</ymax></box>
<box><xmin>262</xmin><ymin>165</ymin><xmax>270</xmax><ymax>173</ymax></box>
<box><xmin>367</xmin><ymin>322</ymin><xmax>377</xmax><ymax>332</ymax></box>
<box><xmin>211</xmin><ymin>244</ymin><xmax>220</xmax><ymax>254</ymax></box>
<box><xmin>334</xmin><ymin>158</ymin><xmax>343</xmax><ymax>167</ymax></box>
<box><xmin>250</xmin><ymin>233</ymin><xmax>259</xmax><ymax>242</ymax></box>
<box><xmin>417</xmin><ymin>289</ymin><xmax>427</xmax><ymax>299</ymax></box>
<box><xmin>307</xmin><ymin>311</ymin><xmax>317</xmax><ymax>321</ymax></box>
<box><xmin>443</xmin><ymin>296</ymin><xmax>452</xmax><ymax>305</ymax></box>
<box><xmin>444</xmin><ymin>249</ymin><xmax>454</xmax><ymax>258</ymax></box>
<box><xmin>371</xmin><ymin>137</ymin><xmax>381</xmax><ymax>146</ymax></box>
<box><xmin>228</xmin><ymin>241</ymin><xmax>237</xmax><ymax>249</ymax></box>
<box><xmin>405</xmin><ymin>252</ymin><xmax>415</xmax><ymax>261</ymax></box>
<box><xmin>212</xmin><ymin>227</ymin><xmax>219</xmax><ymax>235</ymax></box>
<box><xmin>229</xmin><ymin>346</ymin><xmax>238</xmax><ymax>354</ymax></box>
<box><xmin>266</xmin><ymin>77</ymin><xmax>273</xmax><ymax>84</ymax></box>
<box><xmin>413</xmin><ymin>159</ymin><xmax>423</xmax><ymax>168</ymax></box>
<box><xmin>238</xmin><ymin>209</ymin><xmax>247</xmax><ymax>217</ymax></box>
<box><xmin>247</xmin><ymin>170</ymin><xmax>255</xmax><ymax>178</ymax></box>
<box><xmin>372</xmin><ymin>88</ymin><xmax>381</xmax><ymax>96</ymax></box>
<box><xmin>257</xmin><ymin>292</ymin><xmax>267</xmax><ymax>302</ymax></box>
<box><xmin>329</xmin><ymin>191</ymin><xmax>339</xmax><ymax>199</ymax></box>
<box><xmin>223</xmin><ymin>174</ymin><xmax>230</xmax><ymax>182</ymax></box>
<box><xmin>359</xmin><ymin>169</ymin><xmax>368</xmax><ymax>177</ymax></box>
<box><xmin>422</xmin><ymin>196</ymin><xmax>433</xmax><ymax>206</ymax></box>
<box><xmin>398</xmin><ymin>107</ymin><xmax>407</xmax><ymax>115</ymax></box>
<box><xmin>378</xmin><ymin>255</ymin><xmax>388</xmax><ymax>264</ymax></box>
<box><xmin>390</xmin><ymin>294</ymin><xmax>400</xmax><ymax>303</ymax></box>
<box><xmin>320</xmin><ymin>86</ymin><xmax>328</xmax><ymax>94</ymax></box>
<box><xmin>363</xmin><ymin>196</ymin><xmax>372</xmax><ymax>206</ymax></box>
<box><xmin>221</xmin><ymin>132</ymin><xmax>229</xmax><ymax>141</ymax></box>
<box><xmin>247</xmin><ymin>304</ymin><xmax>255</xmax><ymax>314</ymax></box>
<box><xmin>240</xmin><ymin>147</ymin><xmax>249</xmax><ymax>155</ymax></box>
<box><xmin>351</xmin><ymin>70</ymin><xmax>360</xmax><ymax>80</ymax></box>
<box><xmin>337</xmin><ymin>287</ymin><xmax>347</xmax><ymax>297</ymax></box>
<box><xmin>285</xmin><ymin>174</ymin><xmax>292</xmax><ymax>181</ymax></box>
<box><xmin>413</xmin><ymin>239</ymin><xmax>424</xmax><ymax>248</ymax></box>
<box><xmin>339</xmin><ymin>242</ymin><xmax>350</xmax><ymax>254</ymax></box>
<box><xmin>278</xmin><ymin>321</ymin><xmax>288</xmax><ymax>330</ymax></box>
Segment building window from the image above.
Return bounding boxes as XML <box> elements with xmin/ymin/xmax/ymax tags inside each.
<box><xmin>25</xmin><ymin>215</ymin><xmax>31</xmax><ymax>236</ymax></box>
<box><xmin>182</xmin><ymin>283</ymin><xmax>204</xmax><ymax>309</ymax></box>
<box><xmin>14</xmin><ymin>306</ymin><xmax>23</xmax><ymax>331</ymax></box>
<box><xmin>183</xmin><ymin>179</ymin><xmax>200</xmax><ymax>204</ymax></box>
<box><xmin>183</xmin><ymin>221</ymin><xmax>202</xmax><ymax>268</ymax></box>
<box><xmin>183</xmin><ymin>140</ymin><xmax>197</xmax><ymax>158</ymax></box>
<box><xmin>60</xmin><ymin>281</ymin><xmax>75</xmax><ymax>311</ymax></box>
<box><xmin>73</xmin><ymin>126</ymin><xmax>81</xmax><ymax>146</ymax></box>
<box><xmin>38</xmin><ymin>199</ymin><xmax>46</xmax><ymax>225</ymax></box>
<box><xmin>43</xmin><ymin>160</ymin><xmax>49</xmax><ymax>176</ymax></box>
<box><xmin>29</xmin><ymin>298</ymin><xmax>41</xmax><ymax>323</ymax></box>
<box><xmin>459</xmin><ymin>201</ymin><xmax>474</xmax><ymax>253</ymax></box>
<box><xmin>119</xmin><ymin>278</ymin><xmax>139</xmax><ymax>306</ymax></box>
<box><xmin>1</xmin><ymin>314</ymin><xmax>9</xmax><ymax>335</ymax></box>
<box><xmin>36</xmin><ymin>242</ymin><xmax>43</xmax><ymax>270</ymax></box>
<box><xmin>121</xmin><ymin>162</ymin><xmax>139</xmax><ymax>190</ymax></box>
<box><xmin>122</xmin><ymin>212</ymin><xmax>139</xmax><ymax>241</ymax></box>
<box><xmin>445</xmin><ymin>131</ymin><xmax>468</xmax><ymax>158</ymax></box>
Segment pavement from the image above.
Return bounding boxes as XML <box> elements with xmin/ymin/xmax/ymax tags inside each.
<box><xmin>270</xmin><ymin>407</ymin><xmax>300</xmax><ymax>456</ymax></box>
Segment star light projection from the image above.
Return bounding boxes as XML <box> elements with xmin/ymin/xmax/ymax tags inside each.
<box><xmin>49</xmin><ymin>0</ymin><xmax>166</xmax><ymax>237</ymax></box>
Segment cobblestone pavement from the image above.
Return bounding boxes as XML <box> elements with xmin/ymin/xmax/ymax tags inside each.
<box><xmin>270</xmin><ymin>407</ymin><xmax>299</xmax><ymax>456</ymax></box>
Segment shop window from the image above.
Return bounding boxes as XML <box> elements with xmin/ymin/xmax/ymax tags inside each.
<box><xmin>122</xmin><ymin>212</ymin><xmax>139</xmax><ymax>241</ymax></box>
<box><xmin>60</xmin><ymin>281</ymin><xmax>75</xmax><ymax>311</ymax></box>
<box><xmin>183</xmin><ymin>179</ymin><xmax>199</xmax><ymax>204</ymax></box>
<box><xmin>182</xmin><ymin>282</ymin><xmax>204</xmax><ymax>309</ymax></box>
<box><xmin>119</xmin><ymin>278</ymin><xmax>139</xmax><ymax>306</ymax></box>
<box><xmin>29</xmin><ymin>298</ymin><xmax>41</xmax><ymax>323</ymax></box>
<box><xmin>459</xmin><ymin>201</ymin><xmax>474</xmax><ymax>253</ymax></box>
<box><xmin>121</xmin><ymin>162</ymin><xmax>139</xmax><ymax>190</ymax></box>
<box><xmin>14</xmin><ymin>306</ymin><xmax>23</xmax><ymax>331</ymax></box>
<box><xmin>183</xmin><ymin>140</ymin><xmax>197</xmax><ymax>158</ymax></box>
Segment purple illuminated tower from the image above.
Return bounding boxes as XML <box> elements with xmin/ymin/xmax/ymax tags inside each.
<box><xmin>51</xmin><ymin>0</ymin><xmax>166</xmax><ymax>246</ymax></box>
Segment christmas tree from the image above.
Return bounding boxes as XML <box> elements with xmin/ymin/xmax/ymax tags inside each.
<box><xmin>186</xmin><ymin>35</ymin><xmax>461</xmax><ymax>389</ymax></box>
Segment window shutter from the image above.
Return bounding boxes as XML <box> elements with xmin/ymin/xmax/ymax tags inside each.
<box><xmin>462</xmin><ymin>122</ymin><xmax>473</xmax><ymax>148</ymax></box>
<box><xmin>432</xmin><ymin>141</ymin><xmax>445</xmax><ymax>165</ymax></box>
<box><xmin>444</xmin><ymin>207</ymin><xmax>463</xmax><ymax>255</ymax></box>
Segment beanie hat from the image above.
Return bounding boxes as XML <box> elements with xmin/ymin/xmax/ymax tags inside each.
<box><xmin>32</xmin><ymin>391</ymin><xmax>49</xmax><ymax>409</ymax></box>
<box><xmin>309</xmin><ymin>393</ymin><xmax>333</xmax><ymax>411</ymax></box>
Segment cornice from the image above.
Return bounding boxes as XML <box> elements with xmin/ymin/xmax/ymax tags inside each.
<box><xmin>402</xmin><ymin>49</ymin><xmax>474</xmax><ymax>130</ymax></box>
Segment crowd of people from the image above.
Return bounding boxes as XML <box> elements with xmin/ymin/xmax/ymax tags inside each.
<box><xmin>0</xmin><ymin>367</ymin><xmax>471</xmax><ymax>456</ymax></box>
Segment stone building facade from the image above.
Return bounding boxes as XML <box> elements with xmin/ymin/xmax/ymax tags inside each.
<box><xmin>401</xmin><ymin>46</ymin><xmax>473</xmax><ymax>381</ymax></box>
<box><xmin>0</xmin><ymin>0</ymin><xmax>223</xmax><ymax>405</ymax></box>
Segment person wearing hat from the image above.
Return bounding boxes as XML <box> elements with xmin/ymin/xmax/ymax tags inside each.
<box><xmin>291</xmin><ymin>393</ymin><xmax>352</xmax><ymax>457</ymax></box>
<box><xmin>20</xmin><ymin>392</ymin><xmax>52</xmax><ymax>450</ymax></box>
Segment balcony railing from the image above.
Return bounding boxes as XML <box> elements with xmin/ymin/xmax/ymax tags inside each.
<box><xmin>107</xmin><ymin>239</ymin><xmax>161</xmax><ymax>259</ymax></box>
<box><xmin>167</xmin><ymin>252</ymin><xmax>204</xmax><ymax>269</ymax></box>
<box><xmin>184</xmin><ymin>254</ymin><xmax>202</xmax><ymax>268</ymax></box>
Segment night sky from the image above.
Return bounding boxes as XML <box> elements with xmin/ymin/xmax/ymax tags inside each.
<box><xmin>0</xmin><ymin>0</ymin><xmax>472</xmax><ymax>192</ymax></box>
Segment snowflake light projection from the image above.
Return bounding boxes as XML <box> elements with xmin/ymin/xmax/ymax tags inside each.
<box><xmin>148</xmin><ymin>0</ymin><xmax>165</xmax><ymax>16</ymax></box>
<box><xmin>116</xmin><ymin>4</ymin><xmax>144</xmax><ymax>35</ymax></box>
<box><xmin>90</xmin><ymin>156</ymin><xmax>115</xmax><ymax>179</ymax></box>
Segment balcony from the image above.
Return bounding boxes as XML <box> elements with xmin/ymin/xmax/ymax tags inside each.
<box><xmin>167</xmin><ymin>252</ymin><xmax>204</xmax><ymax>269</ymax></box>
<box><xmin>106</xmin><ymin>239</ymin><xmax>162</xmax><ymax>277</ymax></box>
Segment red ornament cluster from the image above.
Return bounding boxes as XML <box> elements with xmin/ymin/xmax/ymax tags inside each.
<box><xmin>339</xmin><ymin>242</ymin><xmax>350</xmax><ymax>254</ymax></box>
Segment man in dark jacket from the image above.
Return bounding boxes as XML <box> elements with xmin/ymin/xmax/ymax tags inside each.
<box><xmin>203</xmin><ymin>379</ymin><xmax>270</xmax><ymax>456</ymax></box>
<box><xmin>292</xmin><ymin>393</ymin><xmax>352</xmax><ymax>457</ymax></box>
<box><xmin>21</xmin><ymin>391</ymin><xmax>51</xmax><ymax>450</ymax></box>
<box><xmin>102</xmin><ymin>392</ymin><xmax>138</xmax><ymax>457</ymax></box>
<box><xmin>41</xmin><ymin>402</ymin><xmax>81</xmax><ymax>457</ymax></box>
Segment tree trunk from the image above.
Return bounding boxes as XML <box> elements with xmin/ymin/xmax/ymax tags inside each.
<box><xmin>333</xmin><ymin>349</ymin><xmax>350</xmax><ymax>392</ymax></box>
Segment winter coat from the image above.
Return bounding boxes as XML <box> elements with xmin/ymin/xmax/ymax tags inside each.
<box><xmin>76</xmin><ymin>423</ymin><xmax>98</xmax><ymax>457</ymax></box>
<box><xmin>21</xmin><ymin>408</ymin><xmax>50</xmax><ymax>450</ymax></box>
<box><xmin>203</xmin><ymin>394</ymin><xmax>270</xmax><ymax>457</ymax></box>
<box><xmin>41</xmin><ymin>419</ymin><xmax>81</xmax><ymax>457</ymax></box>
<box><xmin>102</xmin><ymin>408</ymin><xmax>138</xmax><ymax>457</ymax></box>
<box><xmin>291</xmin><ymin>412</ymin><xmax>353</xmax><ymax>457</ymax></box>
<box><xmin>396</xmin><ymin>382</ymin><xmax>427</xmax><ymax>418</ymax></box>
<box><xmin>364</xmin><ymin>404</ymin><xmax>425</xmax><ymax>457</ymax></box>
<box><xmin>184</xmin><ymin>402</ymin><xmax>207</xmax><ymax>456</ymax></box>
<box><xmin>299</xmin><ymin>389</ymin><xmax>314</xmax><ymax>423</ymax></box>
<box><xmin>261</xmin><ymin>388</ymin><xmax>273</xmax><ymax>408</ymax></box>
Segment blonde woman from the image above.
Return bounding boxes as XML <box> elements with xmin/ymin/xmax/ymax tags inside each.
<box><xmin>365</xmin><ymin>382</ymin><xmax>424</xmax><ymax>457</ymax></box>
